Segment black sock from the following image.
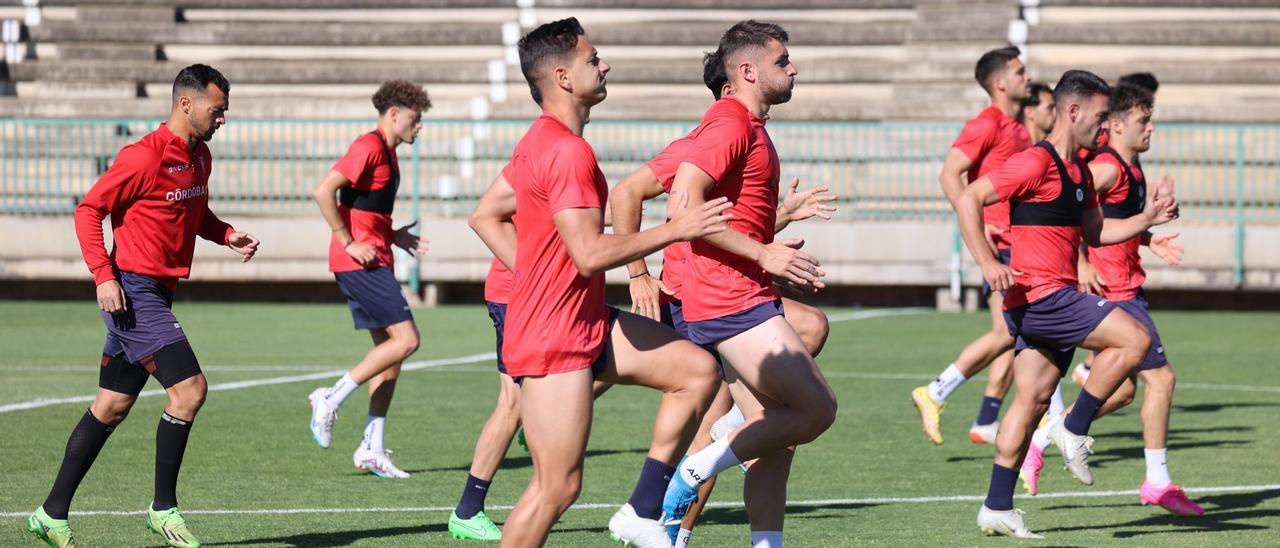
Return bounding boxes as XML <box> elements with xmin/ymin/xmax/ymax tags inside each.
<box><xmin>1064</xmin><ymin>389</ymin><xmax>1105</xmax><ymax>436</ymax></box>
<box><xmin>153</xmin><ymin>413</ymin><xmax>193</xmax><ymax>511</ymax></box>
<box><xmin>43</xmin><ymin>410</ymin><xmax>115</xmax><ymax>520</ymax></box>
<box><xmin>455</xmin><ymin>474</ymin><xmax>492</xmax><ymax>520</ymax></box>
<box><xmin>984</xmin><ymin>464</ymin><xmax>1018</xmax><ymax>511</ymax></box>
<box><xmin>628</xmin><ymin>457</ymin><xmax>676</xmax><ymax>520</ymax></box>
<box><xmin>975</xmin><ymin>396</ymin><xmax>1003</xmax><ymax>426</ymax></box>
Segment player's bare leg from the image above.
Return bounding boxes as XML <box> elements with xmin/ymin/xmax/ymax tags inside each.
<box><xmin>780</xmin><ymin>297</ymin><xmax>830</xmax><ymax>356</ymax></box>
<box><xmin>978</xmin><ymin>348</ymin><xmax>1057</xmax><ymax>538</ymax></box>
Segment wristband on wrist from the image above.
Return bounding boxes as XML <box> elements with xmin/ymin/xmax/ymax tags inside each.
<box><xmin>630</xmin><ymin>272</ymin><xmax>649</xmax><ymax>279</ymax></box>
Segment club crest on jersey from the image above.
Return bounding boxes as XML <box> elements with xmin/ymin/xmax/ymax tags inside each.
<box><xmin>1076</xmin><ymin>188</ymin><xmax>1085</xmax><ymax>202</ymax></box>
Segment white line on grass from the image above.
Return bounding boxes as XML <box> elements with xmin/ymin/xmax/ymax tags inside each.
<box><xmin>2</xmin><ymin>483</ymin><xmax>1275</xmax><ymax>518</ymax></box>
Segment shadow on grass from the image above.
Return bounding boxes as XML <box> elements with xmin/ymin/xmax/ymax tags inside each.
<box><xmin>1091</xmin><ymin>425</ymin><xmax>1254</xmax><ymax>441</ymax></box>
<box><xmin>1173</xmin><ymin>402</ymin><xmax>1280</xmax><ymax>414</ymax></box>
<box><xmin>696</xmin><ymin>501</ymin><xmax>879</xmax><ymax>527</ymax></box>
<box><xmin>1087</xmin><ymin>439</ymin><xmax>1251</xmax><ymax>468</ymax></box>
<box><xmin>203</xmin><ymin>522</ymin><xmax>448</xmax><ymax>547</ymax></box>
<box><xmin>421</xmin><ymin>447</ymin><xmax>649</xmax><ymax>473</ymax></box>
<box><xmin>1038</xmin><ymin>489</ymin><xmax>1280</xmax><ymax>538</ymax></box>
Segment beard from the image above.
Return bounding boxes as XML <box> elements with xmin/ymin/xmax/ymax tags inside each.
<box><xmin>763</xmin><ymin>80</ymin><xmax>793</xmax><ymax>105</ymax></box>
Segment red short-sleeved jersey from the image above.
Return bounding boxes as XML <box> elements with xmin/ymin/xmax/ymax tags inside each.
<box><xmin>646</xmin><ymin>137</ymin><xmax>695</xmax><ymax>302</ymax></box>
<box><xmin>1085</xmin><ymin>151</ymin><xmax>1145</xmax><ymax>301</ymax></box>
<box><xmin>952</xmin><ymin>106</ymin><xmax>1031</xmax><ymax>249</ymax></box>
<box><xmin>501</xmin><ymin>115</ymin><xmax>610</xmax><ymax>377</ymax></box>
<box><xmin>988</xmin><ymin>144</ymin><xmax>1100</xmax><ymax>308</ymax></box>
<box><xmin>483</xmin><ymin>258</ymin><xmax>514</xmax><ymax>304</ymax></box>
<box><xmin>677</xmin><ymin>98</ymin><xmax>782</xmax><ymax>322</ymax></box>
<box><xmin>329</xmin><ymin>130</ymin><xmax>398</xmax><ymax>273</ymax></box>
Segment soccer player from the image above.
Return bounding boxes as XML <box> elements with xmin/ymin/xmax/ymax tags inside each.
<box><xmin>610</xmin><ymin>48</ymin><xmax>834</xmax><ymax>548</ymax></box>
<box><xmin>659</xmin><ymin>21</ymin><xmax>839</xmax><ymax>547</ymax></box>
<box><xmin>307</xmin><ymin>81</ymin><xmax>432</xmax><ymax>478</ymax></box>
<box><xmin>912</xmin><ymin>46</ymin><xmax>1032</xmax><ymax>445</ymax></box>
<box><xmin>1019</xmin><ymin>84</ymin><xmax>1199</xmax><ymax>516</ymax></box>
<box><xmin>1018</xmin><ymin>82</ymin><xmax>1055</xmax><ymax>143</ymax></box>
<box><xmin>956</xmin><ymin>70</ymin><xmax>1178</xmax><ymax>538</ymax></box>
<box><xmin>469</xmin><ymin>18</ymin><xmax>733</xmax><ymax>547</ymax></box>
<box><xmin>29</xmin><ymin>64</ymin><xmax>260</xmax><ymax>548</ymax></box>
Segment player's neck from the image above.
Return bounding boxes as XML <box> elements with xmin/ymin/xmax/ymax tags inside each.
<box><xmin>990</xmin><ymin>93</ymin><xmax>1018</xmax><ymax>118</ymax></box>
<box><xmin>540</xmin><ymin>97</ymin><xmax>590</xmax><ymax>136</ymax></box>
<box><xmin>1027</xmin><ymin>125</ymin><xmax>1047</xmax><ymax>143</ymax></box>
<box><xmin>1109</xmin><ymin>136</ymin><xmax>1140</xmax><ymax>164</ymax></box>
<box><xmin>731</xmin><ymin>91</ymin><xmax>770</xmax><ymax>119</ymax></box>
<box><xmin>375</xmin><ymin>121</ymin><xmax>402</xmax><ymax>148</ymax></box>
<box><xmin>165</xmin><ymin>114</ymin><xmax>199</xmax><ymax>154</ymax></box>
<box><xmin>1045</xmin><ymin>121</ymin><xmax>1078</xmax><ymax>159</ymax></box>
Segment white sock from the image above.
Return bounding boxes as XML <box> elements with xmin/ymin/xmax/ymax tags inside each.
<box><xmin>927</xmin><ymin>364</ymin><xmax>967</xmax><ymax>403</ymax></box>
<box><xmin>751</xmin><ymin>530</ymin><xmax>783</xmax><ymax>548</ymax></box>
<box><xmin>1048</xmin><ymin>381</ymin><xmax>1065</xmax><ymax>418</ymax></box>
<box><xmin>324</xmin><ymin>373</ymin><xmax>360</xmax><ymax>408</ymax></box>
<box><xmin>674</xmin><ymin>528</ymin><xmax>693</xmax><ymax>547</ymax></box>
<box><xmin>363</xmin><ymin>415</ymin><xmax>386</xmax><ymax>453</ymax></box>
<box><xmin>679</xmin><ymin>437</ymin><xmax>740</xmax><ymax>486</ymax></box>
<box><xmin>1145</xmin><ymin>448</ymin><xmax>1171</xmax><ymax>488</ymax></box>
<box><xmin>723</xmin><ymin>404</ymin><xmax>746</xmax><ymax>430</ymax></box>
<box><xmin>1031</xmin><ymin>418</ymin><xmax>1053</xmax><ymax>451</ymax></box>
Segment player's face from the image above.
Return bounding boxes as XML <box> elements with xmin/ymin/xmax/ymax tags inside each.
<box><xmin>1001</xmin><ymin>58</ymin><xmax>1031</xmax><ymax>101</ymax></box>
<box><xmin>1029</xmin><ymin>91</ymin><xmax>1055</xmax><ymax>133</ymax></box>
<box><xmin>1116</xmin><ymin>106</ymin><xmax>1154</xmax><ymax>153</ymax></box>
<box><xmin>390</xmin><ymin>107</ymin><xmax>423</xmax><ymax>145</ymax></box>
<box><xmin>187</xmin><ymin>83</ymin><xmax>228</xmax><ymax>142</ymax></box>
<box><xmin>1074</xmin><ymin>93</ymin><xmax>1109</xmax><ymax>150</ymax></box>
<box><xmin>567</xmin><ymin>35</ymin><xmax>609</xmax><ymax>106</ymax></box>
<box><xmin>758</xmin><ymin>39</ymin><xmax>797</xmax><ymax>105</ymax></box>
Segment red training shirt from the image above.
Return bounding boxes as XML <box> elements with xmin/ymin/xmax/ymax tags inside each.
<box><xmin>952</xmin><ymin>106</ymin><xmax>1031</xmax><ymax>249</ymax></box>
<box><xmin>74</xmin><ymin>122</ymin><xmax>234</xmax><ymax>292</ymax></box>
<box><xmin>646</xmin><ymin>136</ymin><xmax>696</xmax><ymax>302</ymax></box>
<box><xmin>501</xmin><ymin>115</ymin><xmax>610</xmax><ymax>377</ymax></box>
<box><xmin>484</xmin><ymin>258</ymin><xmax>514</xmax><ymax>305</ymax></box>
<box><xmin>328</xmin><ymin>129</ymin><xmax>398</xmax><ymax>273</ymax></box>
<box><xmin>1084</xmin><ymin>152</ymin><xmax>1146</xmax><ymax>302</ymax></box>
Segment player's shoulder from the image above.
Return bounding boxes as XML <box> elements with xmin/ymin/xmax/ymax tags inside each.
<box><xmin>348</xmin><ymin>132</ymin><xmax>386</xmax><ymax>156</ymax></box>
<box><xmin>702</xmin><ymin>98</ymin><xmax>752</xmax><ymax>130</ymax></box>
<box><xmin>963</xmin><ymin>107</ymin><xmax>1001</xmax><ymax>132</ymax></box>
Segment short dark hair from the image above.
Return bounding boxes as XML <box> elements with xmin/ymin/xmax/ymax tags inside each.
<box><xmin>716</xmin><ymin>20</ymin><xmax>789</xmax><ymax>77</ymax></box>
<box><xmin>1017</xmin><ymin>82</ymin><xmax>1053</xmax><ymax>123</ymax></box>
<box><xmin>974</xmin><ymin>46</ymin><xmax>1021</xmax><ymax>94</ymax></box>
<box><xmin>1117</xmin><ymin>72</ymin><xmax>1159</xmax><ymax>94</ymax></box>
<box><xmin>371</xmin><ymin>80</ymin><xmax>432</xmax><ymax>114</ymax></box>
<box><xmin>1053</xmin><ymin>69</ymin><xmax>1110</xmax><ymax>104</ymax></box>
<box><xmin>702</xmin><ymin>50</ymin><xmax>728</xmax><ymax>99</ymax></box>
<box><xmin>172</xmin><ymin>64</ymin><xmax>229</xmax><ymax>100</ymax></box>
<box><xmin>517</xmin><ymin>17</ymin><xmax>586</xmax><ymax>105</ymax></box>
<box><xmin>1108</xmin><ymin>83</ymin><xmax>1154</xmax><ymax>119</ymax></box>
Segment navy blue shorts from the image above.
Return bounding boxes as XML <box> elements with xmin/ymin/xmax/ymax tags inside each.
<box><xmin>101</xmin><ymin>271</ymin><xmax>189</xmax><ymax>364</ymax></box>
<box><xmin>334</xmin><ymin>267</ymin><xmax>413</xmax><ymax>330</ymax></box>
<box><xmin>661</xmin><ymin>300</ymin><xmax>691</xmax><ymax>339</ymax></box>
<box><xmin>686</xmin><ymin>299</ymin><xmax>784</xmax><ymax>347</ymax></box>
<box><xmin>487</xmin><ymin>301</ymin><xmax>510</xmax><ymax>376</ymax></box>
<box><xmin>982</xmin><ymin>248</ymin><xmax>1014</xmax><ymax>298</ymax></box>
<box><xmin>511</xmin><ymin>306</ymin><xmax>621</xmax><ymax>384</ymax></box>
<box><xmin>1003</xmin><ymin>287</ymin><xmax>1117</xmax><ymax>375</ymax></box>
<box><xmin>1093</xmin><ymin>290</ymin><xmax>1168</xmax><ymax>370</ymax></box>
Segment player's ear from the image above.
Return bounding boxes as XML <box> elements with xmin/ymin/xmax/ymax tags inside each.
<box><xmin>554</xmin><ymin>65</ymin><xmax>572</xmax><ymax>94</ymax></box>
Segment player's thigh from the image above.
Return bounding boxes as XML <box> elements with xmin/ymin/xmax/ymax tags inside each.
<box><xmin>715</xmin><ymin>316</ymin><xmax>833</xmax><ymax>409</ymax></box>
<box><xmin>368</xmin><ymin>327</ymin><xmax>390</xmax><ymax>345</ymax></box>
<box><xmin>383</xmin><ymin>319</ymin><xmax>420</xmax><ymax>345</ymax></box>
<box><xmin>598</xmin><ymin>309</ymin><xmax>716</xmax><ymax>391</ymax></box>
<box><xmin>780</xmin><ymin>297</ymin><xmax>827</xmax><ymax>340</ymax></box>
<box><xmin>1080</xmin><ymin>307</ymin><xmax>1149</xmax><ymax>352</ymax></box>
<box><xmin>519</xmin><ymin>370</ymin><xmax>593</xmax><ymax>484</ymax></box>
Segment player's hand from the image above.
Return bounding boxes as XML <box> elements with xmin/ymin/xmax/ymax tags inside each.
<box><xmin>1145</xmin><ymin>176</ymin><xmax>1179</xmax><ymax>226</ymax></box>
<box><xmin>981</xmin><ymin>259</ymin><xmax>1022</xmax><ymax>293</ymax></box>
<box><xmin>1153</xmin><ymin>174</ymin><xmax>1179</xmax><ymax>220</ymax></box>
<box><xmin>1077</xmin><ymin>256</ymin><xmax>1106</xmax><ymax>295</ymax></box>
<box><xmin>1149</xmin><ymin>232</ymin><xmax>1184</xmax><ymax>266</ymax></box>
<box><xmin>345</xmin><ymin>241</ymin><xmax>377</xmax><ymax>266</ymax></box>
<box><xmin>760</xmin><ymin>238</ymin><xmax>826</xmax><ymax>291</ymax></box>
<box><xmin>96</xmin><ymin>279</ymin><xmax>127</xmax><ymax>314</ymax></box>
<box><xmin>780</xmin><ymin>178</ymin><xmax>837</xmax><ymax>223</ymax></box>
<box><xmin>393</xmin><ymin>221</ymin><xmax>430</xmax><ymax>257</ymax></box>
<box><xmin>667</xmin><ymin>191</ymin><xmax>732</xmax><ymax>241</ymax></box>
<box><xmin>983</xmin><ymin>224</ymin><xmax>1003</xmax><ymax>255</ymax></box>
<box><xmin>628</xmin><ymin>273</ymin><xmax>672</xmax><ymax>321</ymax></box>
<box><xmin>227</xmin><ymin>232</ymin><xmax>260</xmax><ymax>263</ymax></box>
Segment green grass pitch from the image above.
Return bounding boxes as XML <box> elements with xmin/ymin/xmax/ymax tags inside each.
<box><xmin>1</xmin><ymin>301</ymin><xmax>1277</xmax><ymax>546</ymax></box>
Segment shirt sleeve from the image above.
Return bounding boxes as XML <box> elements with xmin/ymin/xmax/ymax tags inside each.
<box><xmin>73</xmin><ymin>144</ymin><xmax>156</xmax><ymax>285</ymax></box>
<box><xmin>548</xmin><ymin>139</ymin><xmax>605</xmax><ymax>214</ymax></box>
<box><xmin>683</xmin><ymin>112</ymin><xmax>750</xmax><ymax>185</ymax></box>
<box><xmin>331</xmin><ymin>136</ymin><xmax>382</xmax><ymax>191</ymax></box>
<box><xmin>951</xmin><ymin>116</ymin><xmax>996</xmax><ymax>162</ymax></box>
<box><xmin>648</xmin><ymin>138</ymin><xmax>690</xmax><ymax>192</ymax></box>
<box><xmin>988</xmin><ymin>149</ymin><xmax>1050</xmax><ymax>203</ymax></box>
<box><xmin>198</xmin><ymin>210</ymin><xmax>235</xmax><ymax>245</ymax></box>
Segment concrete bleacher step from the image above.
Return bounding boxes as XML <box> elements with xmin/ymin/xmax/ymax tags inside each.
<box><xmin>40</xmin><ymin>0</ymin><xmax>912</xmax><ymax>8</ymax></box>
<box><xmin>1029</xmin><ymin>20</ymin><xmax>1280</xmax><ymax>47</ymax></box>
<box><xmin>1038</xmin><ymin>0</ymin><xmax>1280</xmax><ymax>7</ymax></box>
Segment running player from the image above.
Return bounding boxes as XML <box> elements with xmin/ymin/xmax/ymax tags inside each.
<box><xmin>469</xmin><ymin>18</ymin><xmax>732</xmax><ymax>547</ymax></box>
<box><xmin>957</xmin><ymin>70</ymin><xmax>1178</xmax><ymax>538</ymax></box>
<box><xmin>307</xmin><ymin>80</ymin><xmax>432</xmax><ymax>479</ymax></box>
<box><xmin>610</xmin><ymin>48</ymin><xmax>835</xmax><ymax>547</ymax></box>
<box><xmin>1020</xmin><ymin>84</ymin><xmax>1199</xmax><ymax>516</ymax></box>
<box><xmin>29</xmin><ymin>64</ymin><xmax>260</xmax><ymax>548</ymax></box>
<box><xmin>912</xmin><ymin>46</ymin><xmax>1032</xmax><ymax>445</ymax></box>
<box><xmin>659</xmin><ymin>21</ymin><xmax>838</xmax><ymax>547</ymax></box>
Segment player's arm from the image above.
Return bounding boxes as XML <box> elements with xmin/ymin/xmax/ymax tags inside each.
<box><xmin>610</xmin><ymin>165</ymin><xmax>673</xmax><ymax>320</ymax></box>
<box><xmin>468</xmin><ymin>174</ymin><xmax>518</xmax><ymax>271</ymax></box>
<box><xmin>198</xmin><ymin>210</ymin><xmax>259</xmax><ymax>263</ymax></box>
<box><xmin>553</xmin><ymin>192</ymin><xmax>731</xmax><ymax>278</ymax></box>
<box><xmin>955</xmin><ymin>177</ymin><xmax>1019</xmax><ymax>292</ymax></box>
<box><xmin>312</xmin><ymin>169</ymin><xmax>376</xmax><ymax>265</ymax></box>
<box><xmin>1075</xmin><ymin>162</ymin><xmax>1118</xmax><ymax>294</ymax></box>
<box><xmin>774</xmin><ymin>177</ymin><xmax>836</xmax><ymax>233</ymax></box>
<box><xmin>671</xmin><ymin>162</ymin><xmax>825</xmax><ymax>289</ymax></box>
<box><xmin>1088</xmin><ymin>162</ymin><xmax>1119</xmax><ymax>195</ymax></box>
<box><xmin>73</xmin><ymin>146</ymin><xmax>152</xmax><ymax>313</ymax></box>
<box><xmin>939</xmin><ymin>147</ymin><xmax>975</xmax><ymax>208</ymax></box>
<box><xmin>1083</xmin><ymin>181</ymin><xmax>1178</xmax><ymax>247</ymax></box>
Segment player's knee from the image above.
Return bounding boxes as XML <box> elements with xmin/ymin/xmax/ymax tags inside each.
<box><xmin>168</xmin><ymin>377</ymin><xmax>208</xmax><ymax>417</ymax></box>
<box><xmin>797</xmin><ymin>394</ymin><xmax>837</xmax><ymax>444</ymax></box>
<box><xmin>799</xmin><ymin>313</ymin><xmax>830</xmax><ymax>357</ymax></box>
<box><xmin>92</xmin><ymin>400</ymin><xmax>133</xmax><ymax>426</ymax></box>
<box><xmin>386</xmin><ymin>332</ymin><xmax>420</xmax><ymax>361</ymax></box>
<box><xmin>1127</xmin><ymin>328</ymin><xmax>1152</xmax><ymax>364</ymax></box>
<box><xmin>683</xmin><ymin>350</ymin><xmax>721</xmax><ymax>394</ymax></box>
<box><xmin>541</xmin><ymin>474</ymin><xmax>582</xmax><ymax>509</ymax></box>
<box><xmin>1147</xmin><ymin>366</ymin><xmax>1176</xmax><ymax>395</ymax></box>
